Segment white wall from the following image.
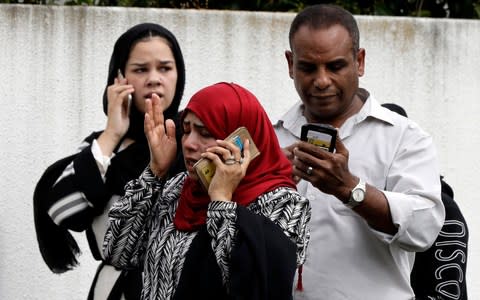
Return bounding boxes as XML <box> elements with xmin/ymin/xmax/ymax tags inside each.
<box><xmin>1</xmin><ymin>4</ymin><xmax>479</xmax><ymax>299</ymax></box>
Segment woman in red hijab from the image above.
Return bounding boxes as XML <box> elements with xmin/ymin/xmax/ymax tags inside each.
<box><xmin>104</xmin><ymin>82</ymin><xmax>311</xmax><ymax>299</ymax></box>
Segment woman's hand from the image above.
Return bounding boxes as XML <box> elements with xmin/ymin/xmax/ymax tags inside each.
<box><xmin>98</xmin><ymin>74</ymin><xmax>134</xmax><ymax>156</ymax></box>
<box><xmin>144</xmin><ymin>94</ymin><xmax>177</xmax><ymax>177</ymax></box>
<box><xmin>202</xmin><ymin>139</ymin><xmax>252</xmax><ymax>201</ymax></box>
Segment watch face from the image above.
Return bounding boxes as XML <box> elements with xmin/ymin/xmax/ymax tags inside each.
<box><xmin>352</xmin><ymin>189</ymin><xmax>364</xmax><ymax>202</ymax></box>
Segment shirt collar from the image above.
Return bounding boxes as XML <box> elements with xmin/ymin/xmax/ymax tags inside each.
<box><xmin>276</xmin><ymin>101</ymin><xmax>307</xmax><ymax>139</ymax></box>
<box><xmin>275</xmin><ymin>90</ymin><xmax>396</xmax><ymax>138</ymax></box>
<box><xmin>368</xmin><ymin>95</ymin><xmax>396</xmax><ymax>126</ymax></box>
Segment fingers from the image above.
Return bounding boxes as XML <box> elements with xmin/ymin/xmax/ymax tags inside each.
<box><xmin>294</xmin><ymin>143</ymin><xmax>323</xmax><ymax>168</ymax></box>
<box><xmin>201</xmin><ymin>138</ymin><xmax>251</xmax><ymax>172</ymax></box>
<box><xmin>334</xmin><ymin>135</ymin><xmax>348</xmax><ymax>157</ymax></box>
<box><xmin>151</xmin><ymin>94</ymin><xmax>165</xmax><ymax>126</ymax></box>
<box><xmin>115</xmin><ymin>72</ymin><xmax>134</xmax><ymax>100</ymax></box>
<box><xmin>144</xmin><ymin>98</ymin><xmax>176</xmax><ymax>148</ymax></box>
<box><xmin>107</xmin><ymin>78</ymin><xmax>134</xmax><ymax>113</ymax></box>
<box><xmin>205</xmin><ymin>138</ymin><xmax>252</xmax><ymax>201</ymax></box>
<box><xmin>242</xmin><ymin>139</ymin><xmax>251</xmax><ymax>167</ymax></box>
<box><xmin>165</xmin><ymin>119</ymin><xmax>176</xmax><ymax>140</ymax></box>
<box><xmin>281</xmin><ymin>143</ymin><xmax>297</xmax><ymax>162</ymax></box>
<box><xmin>144</xmin><ymin>109</ymin><xmax>155</xmax><ymax>143</ymax></box>
<box><xmin>144</xmin><ymin>99</ymin><xmax>153</xmax><ymax>132</ymax></box>
<box><xmin>291</xmin><ymin>153</ymin><xmax>313</xmax><ymax>178</ymax></box>
<box><xmin>211</xmin><ymin>139</ymin><xmax>245</xmax><ymax>162</ymax></box>
<box><xmin>292</xmin><ymin>137</ymin><xmax>351</xmax><ymax>191</ymax></box>
<box><xmin>144</xmin><ymin>97</ymin><xmax>168</xmax><ymax>132</ymax></box>
<box><xmin>291</xmin><ymin>143</ymin><xmax>329</xmax><ymax>179</ymax></box>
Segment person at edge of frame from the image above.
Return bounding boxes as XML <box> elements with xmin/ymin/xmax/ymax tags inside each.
<box><xmin>382</xmin><ymin>102</ymin><xmax>468</xmax><ymax>300</ymax></box>
<box><xmin>33</xmin><ymin>23</ymin><xmax>186</xmax><ymax>299</ymax></box>
<box><xmin>273</xmin><ymin>4</ymin><xmax>445</xmax><ymax>299</ymax></box>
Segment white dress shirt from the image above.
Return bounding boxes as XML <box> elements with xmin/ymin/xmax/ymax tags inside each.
<box><xmin>275</xmin><ymin>93</ymin><xmax>445</xmax><ymax>299</ymax></box>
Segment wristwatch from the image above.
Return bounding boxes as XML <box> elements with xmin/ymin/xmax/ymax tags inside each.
<box><xmin>345</xmin><ymin>179</ymin><xmax>366</xmax><ymax>209</ymax></box>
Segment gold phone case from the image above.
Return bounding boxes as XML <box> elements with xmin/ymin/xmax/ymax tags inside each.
<box><xmin>193</xmin><ymin>126</ymin><xmax>260</xmax><ymax>190</ymax></box>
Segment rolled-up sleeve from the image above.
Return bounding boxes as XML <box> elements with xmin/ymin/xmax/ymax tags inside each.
<box><xmin>380</xmin><ymin>126</ymin><xmax>445</xmax><ymax>251</ymax></box>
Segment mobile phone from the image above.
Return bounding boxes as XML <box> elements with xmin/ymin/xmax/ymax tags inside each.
<box><xmin>117</xmin><ymin>69</ymin><xmax>132</xmax><ymax>111</ymax></box>
<box><xmin>193</xmin><ymin>127</ymin><xmax>261</xmax><ymax>190</ymax></box>
<box><xmin>300</xmin><ymin>123</ymin><xmax>337</xmax><ymax>152</ymax></box>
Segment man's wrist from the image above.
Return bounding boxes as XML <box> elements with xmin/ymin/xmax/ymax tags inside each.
<box><xmin>338</xmin><ymin>177</ymin><xmax>360</xmax><ymax>203</ymax></box>
<box><xmin>344</xmin><ymin>178</ymin><xmax>366</xmax><ymax>209</ymax></box>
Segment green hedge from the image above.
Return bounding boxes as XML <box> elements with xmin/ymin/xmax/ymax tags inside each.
<box><xmin>2</xmin><ymin>0</ymin><xmax>479</xmax><ymax>19</ymax></box>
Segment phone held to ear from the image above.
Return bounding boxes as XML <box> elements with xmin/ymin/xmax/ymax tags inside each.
<box><xmin>300</xmin><ymin>123</ymin><xmax>337</xmax><ymax>153</ymax></box>
<box><xmin>117</xmin><ymin>69</ymin><xmax>132</xmax><ymax>111</ymax></box>
<box><xmin>193</xmin><ymin>127</ymin><xmax>260</xmax><ymax>190</ymax></box>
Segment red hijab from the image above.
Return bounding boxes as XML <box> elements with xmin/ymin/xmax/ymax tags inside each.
<box><xmin>174</xmin><ymin>82</ymin><xmax>296</xmax><ymax>231</ymax></box>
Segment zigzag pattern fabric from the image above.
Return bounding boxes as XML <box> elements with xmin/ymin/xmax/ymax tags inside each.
<box><xmin>104</xmin><ymin>167</ymin><xmax>310</xmax><ymax>299</ymax></box>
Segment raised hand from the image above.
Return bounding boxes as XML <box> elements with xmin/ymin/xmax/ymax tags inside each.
<box><xmin>144</xmin><ymin>93</ymin><xmax>177</xmax><ymax>177</ymax></box>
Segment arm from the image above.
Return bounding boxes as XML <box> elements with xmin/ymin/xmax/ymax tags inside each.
<box><xmin>103</xmin><ymin>167</ymin><xmax>177</xmax><ymax>268</ymax></box>
<box><xmin>381</xmin><ymin>132</ymin><xmax>445</xmax><ymax>250</ymax></box>
<box><xmin>104</xmin><ymin>92</ymin><xmax>185</xmax><ymax>269</ymax></box>
<box><xmin>411</xmin><ymin>189</ymin><xmax>469</xmax><ymax>300</ymax></box>
<box><xmin>200</xmin><ymin>135</ymin><xmax>310</xmax><ymax>298</ymax></box>
<box><xmin>292</xmin><ymin>129</ymin><xmax>444</xmax><ymax>249</ymax></box>
<box><xmin>46</xmin><ymin>72</ymin><xmax>134</xmax><ymax>231</ymax></box>
<box><xmin>34</xmin><ymin>131</ymin><xmax>116</xmax><ymax>272</ymax></box>
<box><xmin>206</xmin><ymin>187</ymin><xmax>311</xmax><ymax>299</ymax></box>
<box><xmin>96</xmin><ymin>71</ymin><xmax>134</xmax><ymax>156</ymax></box>
<box><xmin>44</xmin><ymin>132</ymin><xmax>114</xmax><ymax>231</ymax></box>
<box><xmin>292</xmin><ymin>138</ymin><xmax>398</xmax><ymax>234</ymax></box>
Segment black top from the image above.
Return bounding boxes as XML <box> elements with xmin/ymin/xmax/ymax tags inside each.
<box><xmin>411</xmin><ymin>178</ymin><xmax>469</xmax><ymax>300</ymax></box>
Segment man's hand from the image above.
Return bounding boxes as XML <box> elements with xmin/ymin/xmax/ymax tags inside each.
<box><xmin>282</xmin><ymin>143</ymin><xmax>301</xmax><ymax>183</ymax></box>
<box><xmin>292</xmin><ymin>137</ymin><xmax>357</xmax><ymax>202</ymax></box>
<box><xmin>292</xmin><ymin>136</ymin><xmax>396</xmax><ymax>233</ymax></box>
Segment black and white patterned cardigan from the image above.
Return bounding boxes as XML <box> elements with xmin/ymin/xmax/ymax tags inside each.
<box><xmin>104</xmin><ymin>167</ymin><xmax>311</xmax><ymax>300</ymax></box>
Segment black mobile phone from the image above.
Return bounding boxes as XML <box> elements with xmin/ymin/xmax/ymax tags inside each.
<box><xmin>300</xmin><ymin>123</ymin><xmax>337</xmax><ymax>152</ymax></box>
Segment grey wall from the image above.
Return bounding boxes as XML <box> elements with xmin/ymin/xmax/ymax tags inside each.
<box><xmin>1</xmin><ymin>4</ymin><xmax>479</xmax><ymax>299</ymax></box>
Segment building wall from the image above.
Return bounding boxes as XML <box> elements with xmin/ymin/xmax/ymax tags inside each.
<box><xmin>1</xmin><ymin>4</ymin><xmax>479</xmax><ymax>299</ymax></box>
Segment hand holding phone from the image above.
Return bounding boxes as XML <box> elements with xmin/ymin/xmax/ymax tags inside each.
<box><xmin>117</xmin><ymin>69</ymin><xmax>132</xmax><ymax>112</ymax></box>
<box><xmin>193</xmin><ymin>127</ymin><xmax>261</xmax><ymax>190</ymax></box>
<box><xmin>300</xmin><ymin>123</ymin><xmax>337</xmax><ymax>152</ymax></box>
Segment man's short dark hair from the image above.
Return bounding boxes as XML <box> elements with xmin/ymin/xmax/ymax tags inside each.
<box><xmin>288</xmin><ymin>4</ymin><xmax>360</xmax><ymax>57</ymax></box>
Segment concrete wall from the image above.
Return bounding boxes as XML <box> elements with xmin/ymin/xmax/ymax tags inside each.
<box><xmin>1</xmin><ymin>4</ymin><xmax>479</xmax><ymax>299</ymax></box>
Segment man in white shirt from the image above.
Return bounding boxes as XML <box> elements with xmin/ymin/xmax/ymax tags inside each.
<box><xmin>274</xmin><ymin>4</ymin><xmax>445</xmax><ymax>299</ymax></box>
